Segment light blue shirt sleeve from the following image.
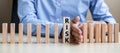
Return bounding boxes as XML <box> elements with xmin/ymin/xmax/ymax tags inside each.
<box><xmin>89</xmin><ymin>0</ymin><xmax>116</xmax><ymax>24</ymax></box>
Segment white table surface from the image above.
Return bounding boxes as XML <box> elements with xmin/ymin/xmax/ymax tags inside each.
<box><xmin>0</xmin><ymin>33</ymin><xmax>120</xmax><ymax>53</ymax></box>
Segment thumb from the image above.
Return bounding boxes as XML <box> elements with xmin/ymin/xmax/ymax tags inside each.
<box><xmin>72</xmin><ymin>16</ymin><xmax>80</xmax><ymax>24</ymax></box>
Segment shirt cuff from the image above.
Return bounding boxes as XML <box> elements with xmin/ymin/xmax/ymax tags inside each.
<box><xmin>104</xmin><ymin>17</ymin><xmax>116</xmax><ymax>24</ymax></box>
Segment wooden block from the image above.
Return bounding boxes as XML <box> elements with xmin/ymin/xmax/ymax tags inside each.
<box><xmin>18</xmin><ymin>23</ymin><xmax>23</xmax><ymax>44</ymax></box>
<box><xmin>88</xmin><ymin>23</ymin><xmax>94</xmax><ymax>43</ymax></box>
<box><xmin>99</xmin><ymin>24</ymin><xmax>102</xmax><ymax>43</ymax></box>
<box><xmin>2</xmin><ymin>23</ymin><xmax>8</xmax><ymax>44</ymax></box>
<box><xmin>10</xmin><ymin>23</ymin><xmax>15</xmax><ymax>44</ymax></box>
<box><xmin>27</xmin><ymin>23</ymin><xmax>32</xmax><ymax>44</ymax></box>
<box><xmin>114</xmin><ymin>23</ymin><xmax>119</xmax><ymax>43</ymax></box>
<box><xmin>63</xmin><ymin>17</ymin><xmax>70</xmax><ymax>43</ymax></box>
<box><xmin>45</xmin><ymin>24</ymin><xmax>49</xmax><ymax>44</ymax></box>
<box><xmin>101</xmin><ymin>23</ymin><xmax>107</xmax><ymax>43</ymax></box>
<box><xmin>95</xmin><ymin>23</ymin><xmax>101</xmax><ymax>43</ymax></box>
<box><xmin>83</xmin><ymin>23</ymin><xmax>88</xmax><ymax>43</ymax></box>
<box><xmin>108</xmin><ymin>24</ymin><xmax>112</xmax><ymax>43</ymax></box>
<box><xmin>54</xmin><ymin>24</ymin><xmax>58</xmax><ymax>43</ymax></box>
<box><xmin>36</xmin><ymin>23</ymin><xmax>41</xmax><ymax>44</ymax></box>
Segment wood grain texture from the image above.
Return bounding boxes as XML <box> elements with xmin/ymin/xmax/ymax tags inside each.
<box><xmin>101</xmin><ymin>24</ymin><xmax>107</xmax><ymax>43</ymax></box>
<box><xmin>36</xmin><ymin>23</ymin><xmax>41</xmax><ymax>44</ymax></box>
<box><xmin>19</xmin><ymin>23</ymin><xmax>23</xmax><ymax>44</ymax></box>
<box><xmin>88</xmin><ymin>23</ymin><xmax>94</xmax><ymax>43</ymax></box>
<box><xmin>83</xmin><ymin>23</ymin><xmax>88</xmax><ymax>43</ymax></box>
<box><xmin>95</xmin><ymin>23</ymin><xmax>101</xmax><ymax>43</ymax></box>
<box><xmin>27</xmin><ymin>23</ymin><xmax>32</xmax><ymax>44</ymax></box>
<box><xmin>2</xmin><ymin>23</ymin><xmax>8</xmax><ymax>43</ymax></box>
<box><xmin>46</xmin><ymin>24</ymin><xmax>49</xmax><ymax>44</ymax></box>
<box><xmin>108</xmin><ymin>24</ymin><xmax>112</xmax><ymax>43</ymax></box>
<box><xmin>10</xmin><ymin>23</ymin><xmax>15</xmax><ymax>44</ymax></box>
<box><xmin>54</xmin><ymin>24</ymin><xmax>58</xmax><ymax>43</ymax></box>
<box><xmin>114</xmin><ymin>23</ymin><xmax>119</xmax><ymax>43</ymax></box>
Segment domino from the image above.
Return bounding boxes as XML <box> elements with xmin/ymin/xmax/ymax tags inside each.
<box><xmin>108</xmin><ymin>24</ymin><xmax>112</xmax><ymax>43</ymax></box>
<box><xmin>101</xmin><ymin>23</ymin><xmax>107</xmax><ymax>43</ymax></box>
<box><xmin>36</xmin><ymin>23</ymin><xmax>41</xmax><ymax>44</ymax></box>
<box><xmin>63</xmin><ymin>17</ymin><xmax>70</xmax><ymax>43</ymax></box>
<box><xmin>95</xmin><ymin>23</ymin><xmax>101</xmax><ymax>43</ymax></box>
<box><xmin>2</xmin><ymin>23</ymin><xmax>8</xmax><ymax>44</ymax></box>
<box><xmin>18</xmin><ymin>23</ymin><xmax>23</xmax><ymax>44</ymax></box>
<box><xmin>114</xmin><ymin>23</ymin><xmax>119</xmax><ymax>43</ymax></box>
<box><xmin>88</xmin><ymin>23</ymin><xmax>94</xmax><ymax>43</ymax></box>
<box><xmin>45</xmin><ymin>24</ymin><xmax>49</xmax><ymax>44</ymax></box>
<box><xmin>0</xmin><ymin>21</ymin><xmax>119</xmax><ymax>44</ymax></box>
<box><xmin>10</xmin><ymin>23</ymin><xmax>15</xmax><ymax>44</ymax></box>
<box><xmin>27</xmin><ymin>23</ymin><xmax>32</xmax><ymax>43</ymax></box>
<box><xmin>54</xmin><ymin>23</ymin><xmax>58</xmax><ymax>43</ymax></box>
<box><xmin>83</xmin><ymin>23</ymin><xmax>88</xmax><ymax>43</ymax></box>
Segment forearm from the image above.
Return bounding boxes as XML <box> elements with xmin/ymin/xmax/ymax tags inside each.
<box><xmin>90</xmin><ymin>0</ymin><xmax>116</xmax><ymax>24</ymax></box>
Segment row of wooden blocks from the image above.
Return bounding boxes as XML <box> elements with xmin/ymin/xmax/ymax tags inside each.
<box><xmin>1</xmin><ymin>23</ymin><xmax>59</xmax><ymax>44</ymax></box>
<box><xmin>1</xmin><ymin>23</ymin><xmax>119</xmax><ymax>44</ymax></box>
<box><xmin>82</xmin><ymin>23</ymin><xmax>119</xmax><ymax>43</ymax></box>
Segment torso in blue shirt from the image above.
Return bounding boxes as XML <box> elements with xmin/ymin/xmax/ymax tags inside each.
<box><xmin>35</xmin><ymin>0</ymin><xmax>89</xmax><ymax>23</ymax></box>
<box><xmin>18</xmin><ymin>0</ymin><xmax>116</xmax><ymax>36</ymax></box>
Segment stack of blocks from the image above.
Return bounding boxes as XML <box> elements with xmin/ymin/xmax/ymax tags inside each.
<box><xmin>1</xmin><ymin>17</ymin><xmax>119</xmax><ymax>44</ymax></box>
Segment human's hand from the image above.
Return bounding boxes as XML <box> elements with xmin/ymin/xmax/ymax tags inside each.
<box><xmin>70</xmin><ymin>16</ymin><xmax>83</xmax><ymax>44</ymax></box>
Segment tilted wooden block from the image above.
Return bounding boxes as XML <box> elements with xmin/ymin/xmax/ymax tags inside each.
<box><xmin>10</xmin><ymin>23</ymin><xmax>15</xmax><ymax>44</ymax></box>
<box><xmin>2</xmin><ymin>23</ymin><xmax>8</xmax><ymax>44</ymax></box>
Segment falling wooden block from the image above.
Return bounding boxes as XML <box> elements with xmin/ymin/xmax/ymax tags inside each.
<box><xmin>54</xmin><ymin>24</ymin><xmax>59</xmax><ymax>43</ymax></box>
<box><xmin>114</xmin><ymin>23</ymin><xmax>119</xmax><ymax>43</ymax></box>
<box><xmin>10</xmin><ymin>23</ymin><xmax>15</xmax><ymax>44</ymax></box>
<box><xmin>108</xmin><ymin>24</ymin><xmax>112</xmax><ymax>43</ymax></box>
<box><xmin>27</xmin><ymin>23</ymin><xmax>32</xmax><ymax>44</ymax></box>
<box><xmin>2</xmin><ymin>23</ymin><xmax>8</xmax><ymax>44</ymax></box>
<box><xmin>83</xmin><ymin>23</ymin><xmax>88</xmax><ymax>43</ymax></box>
<box><xmin>18</xmin><ymin>23</ymin><xmax>23</xmax><ymax>44</ymax></box>
<box><xmin>95</xmin><ymin>23</ymin><xmax>101</xmax><ymax>43</ymax></box>
<box><xmin>63</xmin><ymin>17</ymin><xmax>70</xmax><ymax>43</ymax></box>
<box><xmin>101</xmin><ymin>23</ymin><xmax>107</xmax><ymax>43</ymax></box>
<box><xmin>88</xmin><ymin>23</ymin><xmax>94</xmax><ymax>43</ymax></box>
<box><xmin>36</xmin><ymin>23</ymin><xmax>41</xmax><ymax>44</ymax></box>
<box><xmin>45</xmin><ymin>24</ymin><xmax>49</xmax><ymax>44</ymax></box>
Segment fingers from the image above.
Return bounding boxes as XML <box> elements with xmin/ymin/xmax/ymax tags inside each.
<box><xmin>71</xmin><ymin>34</ymin><xmax>83</xmax><ymax>44</ymax></box>
<box><xmin>72</xmin><ymin>16</ymin><xmax>80</xmax><ymax>24</ymax></box>
<box><xmin>80</xmin><ymin>35</ymin><xmax>83</xmax><ymax>43</ymax></box>
<box><xmin>71</xmin><ymin>28</ymin><xmax>83</xmax><ymax>44</ymax></box>
<box><xmin>78</xmin><ymin>24</ymin><xmax>83</xmax><ymax>29</ymax></box>
<box><xmin>71</xmin><ymin>24</ymin><xmax>81</xmax><ymax>33</ymax></box>
<box><xmin>70</xmin><ymin>16</ymin><xmax>84</xmax><ymax>44</ymax></box>
<box><xmin>71</xmin><ymin>31</ymin><xmax>81</xmax><ymax>37</ymax></box>
<box><xmin>71</xmin><ymin>19</ymin><xmax>82</xmax><ymax>34</ymax></box>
